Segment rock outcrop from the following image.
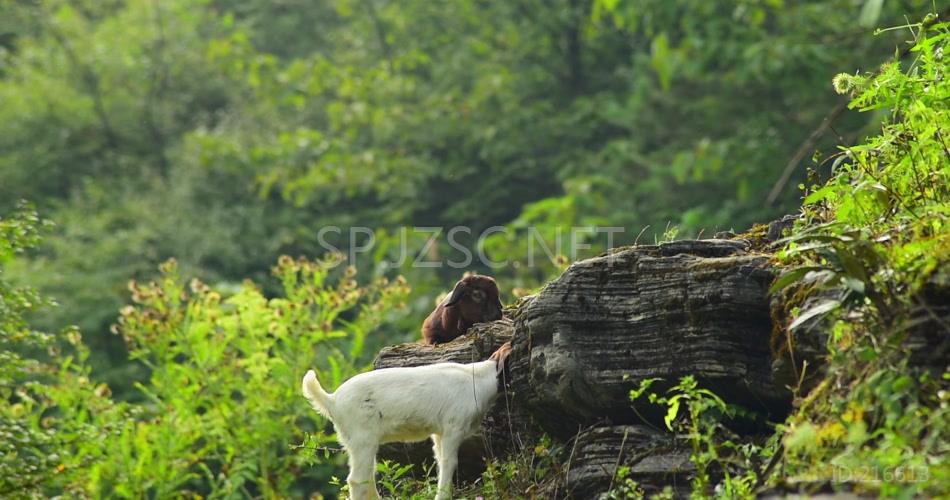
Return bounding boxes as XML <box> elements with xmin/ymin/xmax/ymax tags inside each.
<box><xmin>509</xmin><ymin>239</ymin><xmax>789</xmax><ymax>437</ymax></box>
<box><xmin>370</xmin><ymin>239</ymin><xmax>793</xmax><ymax>497</ymax></box>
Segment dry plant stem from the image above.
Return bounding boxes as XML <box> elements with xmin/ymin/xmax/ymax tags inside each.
<box><xmin>605</xmin><ymin>427</ymin><xmax>630</xmax><ymax>493</ymax></box>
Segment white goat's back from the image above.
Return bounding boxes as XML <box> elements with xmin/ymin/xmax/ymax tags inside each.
<box><xmin>319</xmin><ymin>361</ymin><xmax>498</xmax><ymax>444</ymax></box>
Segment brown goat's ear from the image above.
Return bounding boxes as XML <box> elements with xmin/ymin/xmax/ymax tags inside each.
<box><xmin>492</xmin><ymin>342</ymin><xmax>512</xmax><ymax>375</ymax></box>
<box><xmin>444</xmin><ymin>280</ymin><xmax>467</xmax><ymax>307</ymax></box>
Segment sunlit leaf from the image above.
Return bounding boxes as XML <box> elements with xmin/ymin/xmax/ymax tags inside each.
<box><xmin>788</xmin><ymin>299</ymin><xmax>841</xmax><ymax>330</ymax></box>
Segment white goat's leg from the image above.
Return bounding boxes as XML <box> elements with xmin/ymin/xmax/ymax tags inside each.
<box><xmin>431</xmin><ymin>434</ymin><xmax>443</xmax><ymax>465</ymax></box>
<box><xmin>346</xmin><ymin>442</ymin><xmax>381</xmax><ymax>500</ymax></box>
<box><xmin>434</xmin><ymin>432</ymin><xmax>463</xmax><ymax>500</ymax></box>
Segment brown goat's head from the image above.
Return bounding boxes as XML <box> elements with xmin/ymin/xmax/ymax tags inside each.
<box><xmin>444</xmin><ymin>274</ymin><xmax>503</xmax><ymax>324</ymax></box>
<box><xmin>421</xmin><ymin>274</ymin><xmax>504</xmax><ymax>345</ymax></box>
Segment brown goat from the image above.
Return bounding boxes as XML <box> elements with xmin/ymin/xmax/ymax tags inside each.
<box><xmin>422</xmin><ymin>275</ymin><xmax>503</xmax><ymax>345</ymax></box>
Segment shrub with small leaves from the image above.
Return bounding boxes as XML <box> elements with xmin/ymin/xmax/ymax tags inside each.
<box><xmin>2</xmin><ymin>210</ymin><xmax>410</xmax><ymax>498</ymax></box>
<box><xmin>772</xmin><ymin>14</ymin><xmax>950</xmax><ymax>497</ymax></box>
<box><xmin>0</xmin><ymin>203</ymin><xmax>113</xmax><ymax>497</ymax></box>
<box><xmin>69</xmin><ymin>254</ymin><xmax>411</xmax><ymax>498</ymax></box>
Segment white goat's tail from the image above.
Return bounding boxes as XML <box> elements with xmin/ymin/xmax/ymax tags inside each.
<box><xmin>301</xmin><ymin>369</ymin><xmax>333</xmax><ymax>419</ymax></box>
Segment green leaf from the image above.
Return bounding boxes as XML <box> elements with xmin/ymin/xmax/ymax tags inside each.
<box><xmin>842</xmin><ymin>276</ymin><xmax>866</xmax><ymax>295</ymax></box>
<box><xmin>835</xmin><ymin>246</ymin><xmax>869</xmax><ymax>284</ymax></box>
<box><xmin>651</xmin><ymin>33</ymin><xmax>673</xmax><ymax>92</ymax></box>
<box><xmin>664</xmin><ymin>396</ymin><xmax>681</xmax><ymax>430</ymax></box>
<box><xmin>804</xmin><ymin>185</ymin><xmax>836</xmax><ymax>204</ymax></box>
<box><xmin>789</xmin><ymin>299</ymin><xmax>841</xmax><ymax>330</ymax></box>
<box><xmin>769</xmin><ymin>266</ymin><xmax>827</xmax><ymax>294</ymax></box>
<box><xmin>785</xmin><ymin>423</ymin><xmax>819</xmax><ymax>452</ymax></box>
<box><xmin>629</xmin><ymin>377</ymin><xmax>661</xmax><ymax>401</ymax></box>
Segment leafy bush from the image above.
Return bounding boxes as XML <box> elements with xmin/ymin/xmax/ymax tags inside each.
<box><xmin>0</xmin><ymin>203</ymin><xmax>117</xmax><ymax>497</ymax></box>
<box><xmin>79</xmin><ymin>256</ymin><xmax>408</xmax><ymax>497</ymax></box>
<box><xmin>0</xmin><ymin>202</ymin><xmax>65</xmax><ymax>496</ymax></box>
<box><xmin>606</xmin><ymin>16</ymin><xmax>949</xmax><ymax>499</ymax></box>
<box><xmin>1</xmin><ymin>205</ymin><xmax>411</xmax><ymax>498</ymax></box>
<box><xmin>628</xmin><ymin>377</ymin><xmax>772</xmax><ymax>499</ymax></box>
<box><xmin>772</xmin><ymin>14</ymin><xmax>950</xmax><ymax>497</ymax></box>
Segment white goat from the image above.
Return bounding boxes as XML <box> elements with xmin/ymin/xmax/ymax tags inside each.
<box><xmin>302</xmin><ymin>342</ymin><xmax>512</xmax><ymax>500</ymax></box>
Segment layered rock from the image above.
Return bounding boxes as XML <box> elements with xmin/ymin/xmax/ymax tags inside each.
<box><xmin>508</xmin><ymin>239</ymin><xmax>789</xmax><ymax>437</ymax></box>
<box><xmin>565</xmin><ymin>425</ymin><xmax>693</xmax><ymax>498</ymax></box>
<box><xmin>373</xmin><ymin>319</ymin><xmax>514</xmax><ymax>369</ymax></box>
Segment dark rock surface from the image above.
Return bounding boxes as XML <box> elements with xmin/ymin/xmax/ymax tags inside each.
<box><xmin>373</xmin><ymin>318</ymin><xmax>514</xmax><ymax>369</ymax></box>
<box><xmin>907</xmin><ymin>269</ymin><xmax>950</xmax><ymax>369</ymax></box>
<box><xmin>767</xmin><ymin>214</ymin><xmax>799</xmax><ymax>243</ymax></box>
<box><xmin>565</xmin><ymin>425</ymin><xmax>693</xmax><ymax>498</ymax></box>
<box><xmin>508</xmin><ymin>239</ymin><xmax>790</xmax><ymax>437</ymax></box>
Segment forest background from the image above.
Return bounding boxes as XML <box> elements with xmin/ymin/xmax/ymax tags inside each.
<box><xmin>0</xmin><ymin>0</ymin><xmax>943</xmax><ymax>497</ymax></box>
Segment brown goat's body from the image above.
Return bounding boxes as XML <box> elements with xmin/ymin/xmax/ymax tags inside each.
<box><xmin>422</xmin><ymin>275</ymin><xmax>503</xmax><ymax>345</ymax></box>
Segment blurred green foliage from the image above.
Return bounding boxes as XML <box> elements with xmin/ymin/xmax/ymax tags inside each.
<box><xmin>1</xmin><ymin>1</ymin><xmax>934</xmax><ymax>383</ymax></box>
